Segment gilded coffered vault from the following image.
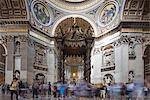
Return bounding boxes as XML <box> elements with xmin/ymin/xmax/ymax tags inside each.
<box><xmin>0</xmin><ymin>0</ymin><xmax>27</xmax><ymax>20</ymax></box>
<box><xmin>122</xmin><ymin>0</ymin><xmax>150</xmax><ymax>21</ymax></box>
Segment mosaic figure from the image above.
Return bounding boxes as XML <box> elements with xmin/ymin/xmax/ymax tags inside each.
<box><xmin>33</xmin><ymin>3</ymin><xmax>50</xmax><ymax>25</ymax></box>
<box><xmin>100</xmin><ymin>4</ymin><xmax>116</xmax><ymax>25</ymax></box>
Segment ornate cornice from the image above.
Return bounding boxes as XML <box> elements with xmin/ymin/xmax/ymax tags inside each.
<box><xmin>113</xmin><ymin>35</ymin><xmax>143</xmax><ymax>47</ymax></box>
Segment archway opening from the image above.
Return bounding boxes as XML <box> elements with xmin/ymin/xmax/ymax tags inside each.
<box><xmin>55</xmin><ymin>17</ymin><xmax>94</xmax><ymax>83</ymax></box>
<box><xmin>144</xmin><ymin>46</ymin><xmax>150</xmax><ymax>82</ymax></box>
<box><xmin>0</xmin><ymin>44</ymin><xmax>5</xmax><ymax>84</ymax></box>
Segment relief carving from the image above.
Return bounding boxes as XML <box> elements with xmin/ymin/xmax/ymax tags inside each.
<box><xmin>128</xmin><ymin>36</ymin><xmax>143</xmax><ymax>59</ymax></box>
<box><xmin>34</xmin><ymin>43</ymin><xmax>47</xmax><ymax>66</ymax></box>
<box><xmin>15</xmin><ymin>41</ymin><xmax>20</xmax><ymax>54</ymax></box>
<box><xmin>102</xmin><ymin>45</ymin><xmax>115</xmax><ymax>67</ymax></box>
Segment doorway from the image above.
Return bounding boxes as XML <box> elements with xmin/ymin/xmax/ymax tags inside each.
<box><xmin>0</xmin><ymin>44</ymin><xmax>5</xmax><ymax>84</ymax></box>
<box><xmin>144</xmin><ymin>46</ymin><xmax>150</xmax><ymax>82</ymax></box>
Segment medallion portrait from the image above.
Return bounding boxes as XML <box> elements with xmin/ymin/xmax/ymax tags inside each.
<box><xmin>32</xmin><ymin>2</ymin><xmax>50</xmax><ymax>26</ymax></box>
<box><xmin>96</xmin><ymin>1</ymin><xmax>119</xmax><ymax>27</ymax></box>
<box><xmin>100</xmin><ymin>4</ymin><xmax>116</xmax><ymax>25</ymax></box>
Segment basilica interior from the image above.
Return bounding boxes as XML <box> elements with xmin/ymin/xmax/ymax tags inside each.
<box><xmin>0</xmin><ymin>0</ymin><xmax>150</xmax><ymax>85</ymax></box>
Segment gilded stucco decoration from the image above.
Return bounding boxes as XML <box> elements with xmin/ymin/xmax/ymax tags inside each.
<box><xmin>47</xmin><ymin>0</ymin><xmax>103</xmax><ymax>13</ymax></box>
<box><xmin>55</xmin><ymin>17</ymin><xmax>94</xmax><ymax>40</ymax></box>
<box><xmin>31</xmin><ymin>0</ymin><xmax>53</xmax><ymax>26</ymax></box>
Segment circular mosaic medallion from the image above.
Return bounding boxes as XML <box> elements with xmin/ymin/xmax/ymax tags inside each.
<box><xmin>31</xmin><ymin>0</ymin><xmax>52</xmax><ymax>26</ymax></box>
<box><xmin>96</xmin><ymin>1</ymin><xmax>119</xmax><ymax>27</ymax></box>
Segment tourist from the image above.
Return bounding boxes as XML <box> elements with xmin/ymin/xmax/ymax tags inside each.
<box><xmin>48</xmin><ymin>82</ymin><xmax>51</xmax><ymax>97</ymax></box>
<box><xmin>32</xmin><ymin>79</ymin><xmax>39</xmax><ymax>98</ymax></box>
<box><xmin>9</xmin><ymin>78</ymin><xmax>19</xmax><ymax>100</ymax></box>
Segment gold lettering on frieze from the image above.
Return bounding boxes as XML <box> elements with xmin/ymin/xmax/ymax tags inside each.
<box><xmin>0</xmin><ymin>28</ymin><xmax>28</xmax><ymax>33</ymax></box>
<box><xmin>121</xmin><ymin>28</ymin><xmax>143</xmax><ymax>33</ymax></box>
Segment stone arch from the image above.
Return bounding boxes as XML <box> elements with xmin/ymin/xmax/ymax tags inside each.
<box><xmin>51</xmin><ymin>14</ymin><xmax>97</xmax><ymax>37</ymax></box>
<box><xmin>143</xmin><ymin>46</ymin><xmax>150</xmax><ymax>82</ymax></box>
<box><xmin>0</xmin><ymin>43</ymin><xmax>7</xmax><ymax>84</ymax></box>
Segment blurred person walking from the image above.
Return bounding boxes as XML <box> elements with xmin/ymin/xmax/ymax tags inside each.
<box><xmin>48</xmin><ymin>82</ymin><xmax>51</xmax><ymax>97</ymax></box>
<box><xmin>9</xmin><ymin>78</ymin><xmax>19</xmax><ymax>100</ymax></box>
<box><xmin>126</xmin><ymin>82</ymin><xmax>134</xmax><ymax>100</ymax></box>
<box><xmin>32</xmin><ymin>80</ymin><xmax>39</xmax><ymax>98</ymax></box>
<box><xmin>144</xmin><ymin>85</ymin><xmax>148</xmax><ymax>97</ymax></box>
<box><xmin>52</xmin><ymin>83</ymin><xmax>57</xmax><ymax>98</ymax></box>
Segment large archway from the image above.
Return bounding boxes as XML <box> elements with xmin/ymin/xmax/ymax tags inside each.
<box><xmin>144</xmin><ymin>46</ymin><xmax>150</xmax><ymax>82</ymax></box>
<box><xmin>55</xmin><ymin>17</ymin><xmax>94</xmax><ymax>83</ymax></box>
<box><xmin>0</xmin><ymin>44</ymin><xmax>6</xmax><ymax>84</ymax></box>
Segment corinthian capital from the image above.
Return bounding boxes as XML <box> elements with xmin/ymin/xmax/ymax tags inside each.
<box><xmin>19</xmin><ymin>35</ymin><xmax>28</xmax><ymax>42</ymax></box>
<box><xmin>1</xmin><ymin>35</ymin><xmax>14</xmax><ymax>43</ymax></box>
<box><xmin>113</xmin><ymin>35</ymin><xmax>130</xmax><ymax>47</ymax></box>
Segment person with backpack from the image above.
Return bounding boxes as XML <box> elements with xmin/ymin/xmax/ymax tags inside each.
<box><xmin>9</xmin><ymin>78</ymin><xmax>19</xmax><ymax>100</ymax></box>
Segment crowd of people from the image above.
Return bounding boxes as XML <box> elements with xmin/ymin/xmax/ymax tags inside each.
<box><xmin>0</xmin><ymin>78</ymin><xmax>150</xmax><ymax>100</ymax></box>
